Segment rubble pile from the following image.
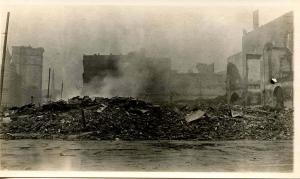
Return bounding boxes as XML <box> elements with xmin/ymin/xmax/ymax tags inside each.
<box><xmin>182</xmin><ymin>104</ymin><xmax>293</xmax><ymax>140</ymax></box>
<box><xmin>0</xmin><ymin>96</ymin><xmax>293</xmax><ymax>140</ymax></box>
<box><xmin>1</xmin><ymin>96</ymin><xmax>189</xmax><ymax>140</ymax></box>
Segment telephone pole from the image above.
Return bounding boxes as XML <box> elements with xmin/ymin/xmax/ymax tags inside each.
<box><xmin>60</xmin><ymin>80</ymin><xmax>63</xmax><ymax>99</ymax></box>
<box><xmin>0</xmin><ymin>12</ymin><xmax>10</xmax><ymax>108</ymax></box>
<box><xmin>47</xmin><ymin>68</ymin><xmax>51</xmax><ymax>102</ymax></box>
<box><xmin>51</xmin><ymin>68</ymin><xmax>55</xmax><ymax>100</ymax></box>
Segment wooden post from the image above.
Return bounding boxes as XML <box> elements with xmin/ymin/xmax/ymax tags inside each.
<box><xmin>51</xmin><ymin>68</ymin><xmax>55</xmax><ymax>100</ymax></box>
<box><xmin>60</xmin><ymin>80</ymin><xmax>63</xmax><ymax>99</ymax></box>
<box><xmin>0</xmin><ymin>12</ymin><xmax>10</xmax><ymax>108</ymax></box>
<box><xmin>47</xmin><ymin>68</ymin><xmax>51</xmax><ymax>102</ymax></box>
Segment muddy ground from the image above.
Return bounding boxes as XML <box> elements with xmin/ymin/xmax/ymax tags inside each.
<box><xmin>0</xmin><ymin>139</ymin><xmax>292</xmax><ymax>171</ymax></box>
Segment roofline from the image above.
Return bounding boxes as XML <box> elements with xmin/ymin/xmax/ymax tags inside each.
<box><xmin>245</xmin><ymin>11</ymin><xmax>293</xmax><ymax>35</ymax></box>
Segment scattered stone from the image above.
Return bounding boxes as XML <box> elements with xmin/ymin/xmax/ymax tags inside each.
<box><xmin>2</xmin><ymin>117</ymin><xmax>11</xmax><ymax>124</ymax></box>
<box><xmin>185</xmin><ymin>110</ymin><xmax>206</xmax><ymax>123</ymax></box>
<box><xmin>0</xmin><ymin>96</ymin><xmax>293</xmax><ymax>141</ymax></box>
<box><xmin>231</xmin><ymin>110</ymin><xmax>242</xmax><ymax>118</ymax></box>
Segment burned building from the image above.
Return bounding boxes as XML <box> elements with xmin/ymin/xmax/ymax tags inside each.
<box><xmin>1</xmin><ymin>49</ymin><xmax>22</xmax><ymax>107</ymax></box>
<box><xmin>226</xmin><ymin>11</ymin><xmax>293</xmax><ymax>108</ymax></box>
<box><xmin>82</xmin><ymin>51</ymin><xmax>226</xmax><ymax>103</ymax></box>
<box><xmin>12</xmin><ymin>46</ymin><xmax>44</xmax><ymax>106</ymax></box>
<box><xmin>1</xmin><ymin>46</ymin><xmax>45</xmax><ymax>106</ymax></box>
<box><xmin>226</xmin><ymin>52</ymin><xmax>243</xmax><ymax>104</ymax></box>
<box><xmin>82</xmin><ymin>51</ymin><xmax>171</xmax><ymax>102</ymax></box>
<box><xmin>196</xmin><ymin>63</ymin><xmax>214</xmax><ymax>74</ymax></box>
<box><xmin>1</xmin><ymin>46</ymin><xmax>44</xmax><ymax>106</ymax></box>
<box><xmin>82</xmin><ymin>53</ymin><xmax>121</xmax><ymax>93</ymax></box>
<box><xmin>170</xmin><ymin>64</ymin><xmax>226</xmax><ymax>101</ymax></box>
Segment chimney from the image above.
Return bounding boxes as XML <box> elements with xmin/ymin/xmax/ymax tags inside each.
<box><xmin>253</xmin><ymin>10</ymin><xmax>259</xmax><ymax>30</ymax></box>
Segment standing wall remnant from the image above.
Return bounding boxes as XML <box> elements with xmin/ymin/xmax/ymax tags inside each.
<box><xmin>12</xmin><ymin>46</ymin><xmax>44</xmax><ymax>106</ymax></box>
<box><xmin>226</xmin><ymin>11</ymin><xmax>293</xmax><ymax>107</ymax></box>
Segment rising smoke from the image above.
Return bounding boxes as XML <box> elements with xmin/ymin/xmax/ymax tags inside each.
<box><xmin>0</xmin><ymin>5</ymin><xmax>292</xmax><ymax>98</ymax></box>
<box><xmin>82</xmin><ymin>51</ymin><xmax>167</xmax><ymax>98</ymax></box>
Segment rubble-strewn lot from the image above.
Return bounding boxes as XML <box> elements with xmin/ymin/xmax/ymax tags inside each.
<box><xmin>0</xmin><ymin>96</ymin><xmax>293</xmax><ymax>140</ymax></box>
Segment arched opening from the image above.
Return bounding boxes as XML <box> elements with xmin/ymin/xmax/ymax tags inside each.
<box><xmin>226</xmin><ymin>63</ymin><xmax>242</xmax><ymax>90</ymax></box>
<box><xmin>230</xmin><ymin>92</ymin><xmax>240</xmax><ymax>105</ymax></box>
<box><xmin>273</xmin><ymin>86</ymin><xmax>284</xmax><ymax>109</ymax></box>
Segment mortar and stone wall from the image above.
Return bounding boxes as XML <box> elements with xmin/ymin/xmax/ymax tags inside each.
<box><xmin>12</xmin><ymin>46</ymin><xmax>44</xmax><ymax>106</ymax></box>
<box><xmin>226</xmin><ymin>11</ymin><xmax>293</xmax><ymax>107</ymax></box>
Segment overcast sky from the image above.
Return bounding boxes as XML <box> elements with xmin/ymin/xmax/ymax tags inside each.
<box><xmin>0</xmin><ymin>3</ymin><xmax>293</xmax><ymax>95</ymax></box>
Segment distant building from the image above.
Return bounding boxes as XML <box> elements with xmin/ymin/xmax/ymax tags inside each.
<box><xmin>226</xmin><ymin>11</ymin><xmax>293</xmax><ymax>108</ymax></box>
<box><xmin>170</xmin><ymin>69</ymin><xmax>226</xmax><ymax>101</ymax></box>
<box><xmin>12</xmin><ymin>46</ymin><xmax>44</xmax><ymax>106</ymax></box>
<box><xmin>2</xmin><ymin>46</ymin><xmax>44</xmax><ymax>106</ymax></box>
<box><xmin>196</xmin><ymin>63</ymin><xmax>214</xmax><ymax>74</ymax></box>
<box><xmin>82</xmin><ymin>51</ymin><xmax>171</xmax><ymax>102</ymax></box>
<box><xmin>1</xmin><ymin>49</ymin><xmax>22</xmax><ymax>107</ymax></box>
<box><xmin>82</xmin><ymin>51</ymin><xmax>226</xmax><ymax>102</ymax></box>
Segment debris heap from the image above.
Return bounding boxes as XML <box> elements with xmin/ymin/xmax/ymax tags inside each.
<box><xmin>1</xmin><ymin>96</ymin><xmax>189</xmax><ymax>140</ymax></box>
<box><xmin>182</xmin><ymin>104</ymin><xmax>293</xmax><ymax>140</ymax></box>
<box><xmin>0</xmin><ymin>96</ymin><xmax>293</xmax><ymax>140</ymax></box>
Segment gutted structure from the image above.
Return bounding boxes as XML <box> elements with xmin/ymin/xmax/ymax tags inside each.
<box><xmin>82</xmin><ymin>51</ymin><xmax>171</xmax><ymax>102</ymax></box>
<box><xmin>196</xmin><ymin>63</ymin><xmax>214</xmax><ymax>74</ymax></box>
<box><xmin>1</xmin><ymin>49</ymin><xmax>22</xmax><ymax>107</ymax></box>
<box><xmin>170</xmin><ymin>67</ymin><xmax>226</xmax><ymax>101</ymax></box>
<box><xmin>82</xmin><ymin>52</ymin><xmax>226</xmax><ymax>103</ymax></box>
<box><xmin>226</xmin><ymin>11</ymin><xmax>293</xmax><ymax>108</ymax></box>
<box><xmin>1</xmin><ymin>46</ymin><xmax>44</xmax><ymax>106</ymax></box>
<box><xmin>12</xmin><ymin>46</ymin><xmax>44</xmax><ymax>106</ymax></box>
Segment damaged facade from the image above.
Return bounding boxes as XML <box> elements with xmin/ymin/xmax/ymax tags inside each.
<box><xmin>226</xmin><ymin>11</ymin><xmax>293</xmax><ymax>107</ymax></box>
<box><xmin>82</xmin><ymin>51</ymin><xmax>171</xmax><ymax>102</ymax></box>
<box><xmin>1</xmin><ymin>46</ymin><xmax>44</xmax><ymax>106</ymax></box>
<box><xmin>1</xmin><ymin>49</ymin><xmax>21</xmax><ymax>106</ymax></box>
<box><xmin>82</xmin><ymin>52</ymin><xmax>226</xmax><ymax>102</ymax></box>
<box><xmin>170</xmin><ymin>64</ymin><xmax>226</xmax><ymax>101</ymax></box>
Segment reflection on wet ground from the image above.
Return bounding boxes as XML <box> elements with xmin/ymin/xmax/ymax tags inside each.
<box><xmin>0</xmin><ymin>140</ymin><xmax>292</xmax><ymax>172</ymax></box>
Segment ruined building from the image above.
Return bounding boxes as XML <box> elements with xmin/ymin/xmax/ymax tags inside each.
<box><xmin>2</xmin><ymin>46</ymin><xmax>44</xmax><ymax>106</ymax></box>
<box><xmin>12</xmin><ymin>46</ymin><xmax>44</xmax><ymax>105</ymax></box>
<box><xmin>170</xmin><ymin>63</ymin><xmax>226</xmax><ymax>101</ymax></box>
<box><xmin>1</xmin><ymin>49</ymin><xmax>21</xmax><ymax>106</ymax></box>
<box><xmin>82</xmin><ymin>51</ymin><xmax>171</xmax><ymax>102</ymax></box>
<box><xmin>196</xmin><ymin>63</ymin><xmax>214</xmax><ymax>74</ymax></box>
<box><xmin>226</xmin><ymin>11</ymin><xmax>293</xmax><ymax>108</ymax></box>
<box><xmin>82</xmin><ymin>52</ymin><xmax>226</xmax><ymax>103</ymax></box>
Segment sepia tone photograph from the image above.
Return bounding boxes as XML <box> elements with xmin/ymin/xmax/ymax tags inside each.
<box><xmin>0</xmin><ymin>0</ymin><xmax>298</xmax><ymax>177</ymax></box>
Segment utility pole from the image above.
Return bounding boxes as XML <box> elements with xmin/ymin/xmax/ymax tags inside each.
<box><xmin>51</xmin><ymin>68</ymin><xmax>55</xmax><ymax>100</ymax></box>
<box><xmin>0</xmin><ymin>12</ymin><xmax>10</xmax><ymax>109</ymax></box>
<box><xmin>60</xmin><ymin>80</ymin><xmax>63</xmax><ymax>99</ymax></box>
<box><xmin>47</xmin><ymin>68</ymin><xmax>51</xmax><ymax>102</ymax></box>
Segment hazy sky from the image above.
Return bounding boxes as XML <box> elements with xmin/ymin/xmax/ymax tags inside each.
<box><xmin>0</xmin><ymin>3</ymin><xmax>293</xmax><ymax>95</ymax></box>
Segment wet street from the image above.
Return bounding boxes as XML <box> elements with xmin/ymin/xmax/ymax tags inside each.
<box><xmin>0</xmin><ymin>140</ymin><xmax>293</xmax><ymax>172</ymax></box>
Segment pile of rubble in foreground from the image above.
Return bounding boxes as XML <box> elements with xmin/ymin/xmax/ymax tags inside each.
<box><xmin>1</xmin><ymin>96</ymin><xmax>189</xmax><ymax>140</ymax></box>
<box><xmin>0</xmin><ymin>96</ymin><xmax>293</xmax><ymax>140</ymax></box>
<box><xmin>177</xmin><ymin>102</ymin><xmax>293</xmax><ymax>140</ymax></box>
